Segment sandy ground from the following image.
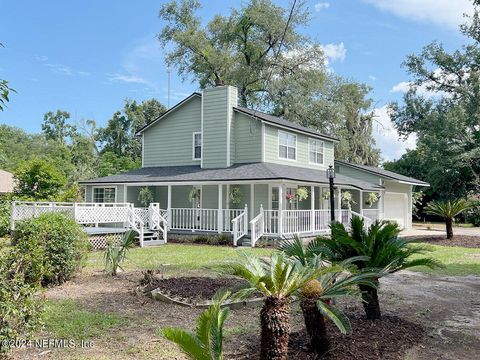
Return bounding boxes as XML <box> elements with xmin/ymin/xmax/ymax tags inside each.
<box><xmin>402</xmin><ymin>226</ymin><xmax>480</xmax><ymax>237</ymax></box>
<box><xmin>10</xmin><ymin>269</ymin><xmax>480</xmax><ymax>360</ymax></box>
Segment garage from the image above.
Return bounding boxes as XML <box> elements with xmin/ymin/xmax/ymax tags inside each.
<box><xmin>384</xmin><ymin>192</ymin><xmax>408</xmax><ymax>229</ymax></box>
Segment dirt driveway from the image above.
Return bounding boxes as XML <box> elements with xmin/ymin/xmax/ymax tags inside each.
<box><xmin>11</xmin><ymin>270</ymin><xmax>480</xmax><ymax>360</ymax></box>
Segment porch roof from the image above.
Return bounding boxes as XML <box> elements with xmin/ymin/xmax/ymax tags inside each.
<box><xmin>80</xmin><ymin>162</ymin><xmax>382</xmax><ymax>191</ymax></box>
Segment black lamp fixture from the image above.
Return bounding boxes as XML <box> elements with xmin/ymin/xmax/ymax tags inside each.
<box><xmin>326</xmin><ymin>165</ymin><xmax>335</xmax><ymax>222</ymax></box>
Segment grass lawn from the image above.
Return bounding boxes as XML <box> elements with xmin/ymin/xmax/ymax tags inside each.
<box><xmin>86</xmin><ymin>243</ymin><xmax>273</xmax><ymax>273</ymax></box>
<box><xmin>410</xmin><ymin>243</ymin><xmax>480</xmax><ymax>276</ymax></box>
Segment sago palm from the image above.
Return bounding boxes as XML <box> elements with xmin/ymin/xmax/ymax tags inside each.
<box><xmin>316</xmin><ymin>216</ymin><xmax>442</xmax><ymax>320</ymax></box>
<box><xmin>162</xmin><ymin>289</ymin><xmax>231</xmax><ymax>360</ymax></box>
<box><xmin>229</xmin><ymin>252</ymin><xmax>330</xmax><ymax>360</ymax></box>
<box><xmin>425</xmin><ymin>199</ymin><xmax>472</xmax><ymax>239</ymax></box>
<box><xmin>280</xmin><ymin>237</ymin><xmax>378</xmax><ymax>355</ymax></box>
<box><xmin>104</xmin><ymin>230</ymin><xmax>136</xmax><ymax>276</ymax></box>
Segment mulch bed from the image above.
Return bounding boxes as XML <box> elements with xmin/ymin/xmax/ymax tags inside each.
<box><xmin>233</xmin><ymin>314</ymin><xmax>424</xmax><ymax>360</ymax></box>
<box><xmin>407</xmin><ymin>235</ymin><xmax>480</xmax><ymax>248</ymax></box>
<box><xmin>141</xmin><ymin>273</ymin><xmax>253</xmax><ymax>300</ymax></box>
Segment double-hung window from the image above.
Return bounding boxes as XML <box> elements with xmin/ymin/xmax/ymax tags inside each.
<box><xmin>309</xmin><ymin>139</ymin><xmax>324</xmax><ymax>165</ymax></box>
<box><xmin>193</xmin><ymin>132</ymin><xmax>202</xmax><ymax>160</ymax></box>
<box><xmin>278</xmin><ymin>131</ymin><xmax>296</xmax><ymax>160</ymax></box>
<box><xmin>93</xmin><ymin>187</ymin><xmax>116</xmax><ymax>203</ymax></box>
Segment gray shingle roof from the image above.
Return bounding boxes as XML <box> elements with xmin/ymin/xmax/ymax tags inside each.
<box><xmin>80</xmin><ymin>162</ymin><xmax>382</xmax><ymax>191</ymax></box>
<box><xmin>335</xmin><ymin>160</ymin><xmax>429</xmax><ymax>186</ymax></box>
<box><xmin>234</xmin><ymin>107</ymin><xmax>339</xmax><ymax>142</ymax></box>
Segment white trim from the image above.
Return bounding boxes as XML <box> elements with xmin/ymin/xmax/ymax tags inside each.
<box><xmin>278</xmin><ymin>130</ymin><xmax>297</xmax><ymax>161</ymax></box>
<box><xmin>226</xmin><ymin>87</ymin><xmax>231</xmax><ymax>167</ymax></box>
<box><xmin>200</xmin><ymin>92</ymin><xmax>204</xmax><ymax>168</ymax></box>
<box><xmin>141</xmin><ymin>133</ymin><xmax>144</xmax><ymax>167</ymax></box>
<box><xmin>261</xmin><ymin>121</ymin><xmax>266</xmax><ymax>162</ymax></box>
<box><xmin>192</xmin><ymin>132</ymin><xmax>202</xmax><ymax>161</ymax></box>
<box><xmin>397</xmin><ymin>180</ymin><xmax>430</xmax><ymax>186</ymax></box>
<box><xmin>226</xmin><ymin>184</ymin><xmax>230</xmax><ymax>209</ymax></box>
<box><xmin>91</xmin><ymin>186</ymin><xmax>118</xmax><ymax>203</ymax></box>
<box><xmin>308</xmin><ymin>138</ymin><xmax>325</xmax><ymax>166</ymax></box>
<box><xmin>123</xmin><ymin>184</ymin><xmax>127</xmax><ymax>202</ymax></box>
<box><xmin>250</xmin><ymin>183</ymin><xmax>254</xmax><ymax>219</ymax></box>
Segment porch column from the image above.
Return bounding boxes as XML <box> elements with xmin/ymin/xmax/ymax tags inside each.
<box><xmin>226</xmin><ymin>184</ymin><xmax>230</xmax><ymax>209</ymax></box>
<box><xmin>250</xmin><ymin>183</ymin><xmax>254</xmax><ymax>220</ymax></box>
<box><xmin>336</xmin><ymin>187</ymin><xmax>342</xmax><ymax>222</ymax></box>
<box><xmin>218</xmin><ymin>184</ymin><xmax>223</xmax><ymax>233</ymax></box>
<box><xmin>310</xmin><ymin>186</ymin><xmax>315</xmax><ymax>233</ymax></box>
<box><xmin>359</xmin><ymin>191</ymin><xmax>364</xmax><ymax>216</ymax></box>
<box><xmin>278</xmin><ymin>185</ymin><xmax>284</xmax><ymax>235</ymax></box>
<box><xmin>167</xmin><ymin>185</ymin><xmax>172</xmax><ymax>230</ymax></box>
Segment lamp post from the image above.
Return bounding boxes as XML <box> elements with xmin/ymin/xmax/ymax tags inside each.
<box><xmin>326</xmin><ymin>165</ymin><xmax>336</xmax><ymax>222</ymax></box>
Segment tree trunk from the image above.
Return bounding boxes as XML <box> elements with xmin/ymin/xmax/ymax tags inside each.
<box><xmin>359</xmin><ymin>283</ymin><xmax>381</xmax><ymax>320</ymax></box>
<box><xmin>260</xmin><ymin>296</ymin><xmax>290</xmax><ymax>360</ymax></box>
<box><xmin>300</xmin><ymin>298</ymin><xmax>329</xmax><ymax>355</ymax></box>
<box><xmin>446</xmin><ymin>217</ymin><xmax>453</xmax><ymax>239</ymax></box>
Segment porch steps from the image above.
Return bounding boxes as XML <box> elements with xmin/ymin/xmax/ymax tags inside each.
<box><xmin>136</xmin><ymin>230</ymin><xmax>165</xmax><ymax>246</ymax></box>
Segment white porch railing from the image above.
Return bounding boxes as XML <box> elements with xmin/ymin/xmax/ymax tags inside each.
<box><xmin>362</xmin><ymin>209</ymin><xmax>380</xmax><ymax>222</ymax></box>
<box><xmin>250</xmin><ymin>206</ymin><xmax>265</xmax><ymax>247</ymax></box>
<box><xmin>169</xmin><ymin>207</ymin><xmax>246</xmax><ymax>234</ymax></box>
<box><xmin>232</xmin><ymin>205</ymin><xmax>249</xmax><ymax>246</ymax></box>
<box><xmin>352</xmin><ymin>211</ymin><xmax>373</xmax><ymax>230</ymax></box>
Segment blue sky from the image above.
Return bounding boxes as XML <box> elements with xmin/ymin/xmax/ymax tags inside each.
<box><xmin>0</xmin><ymin>0</ymin><xmax>473</xmax><ymax>161</ymax></box>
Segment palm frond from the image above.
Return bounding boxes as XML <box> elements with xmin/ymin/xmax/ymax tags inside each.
<box><xmin>316</xmin><ymin>300</ymin><xmax>352</xmax><ymax>335</ymax></box>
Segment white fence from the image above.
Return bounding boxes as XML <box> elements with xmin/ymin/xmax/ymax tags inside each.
<box><xmin>169</xmin><ymin>207</ymin><xmax>245</xmax><ymax>233</ymax></box>
<box><xmin>362</xmin><ymin>209</ymin><xmax>380</xmax><ymax>222</ymax></box>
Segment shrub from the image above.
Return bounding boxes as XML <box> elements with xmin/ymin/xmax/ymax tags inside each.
<box><xmin>466</xmin><ymin>199</ymin><xmax>480</xmax><ymax>226</ymax></box>
<box><xmin>0</xmin><ymin>250</ymin><xmax>43</xmax><ymax>355</ymax></box>
<box><xmin>0</xmin><ymin>198</ymin><xmax>10</xmax><ymax>237</ymax></box>
<box><xmin>104</xmin><ymin>230</ymin><xmax>136</xmax><ymax>276</ymax></box>
<box><xmin>13</xmin><ymin>212</ymin><xmax>88</xmax><ymax>286</ymax></box>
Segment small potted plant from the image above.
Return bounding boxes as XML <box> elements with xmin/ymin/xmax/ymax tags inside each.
<box><xmin>365</xmin><ymin>192</ymin><xmax>379</xmax><ymax>206</ymax></box>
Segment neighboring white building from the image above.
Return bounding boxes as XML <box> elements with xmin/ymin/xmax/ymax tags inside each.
<box><xmin>0</xmin><ymin>170</ymin><xmax>14</xmax><ymax>195</ymax></box>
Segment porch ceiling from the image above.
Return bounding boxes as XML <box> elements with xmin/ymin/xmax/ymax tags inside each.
<box><xmin>80</xmin><ymin>162</ymin><xmax>382</xmax><ymax>191</ymax></box>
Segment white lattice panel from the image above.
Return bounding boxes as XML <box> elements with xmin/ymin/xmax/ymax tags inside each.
<box><xmin>88</xmin><ymin>233</ymin><xmax>123</xmax><ymax>250</ymax></box>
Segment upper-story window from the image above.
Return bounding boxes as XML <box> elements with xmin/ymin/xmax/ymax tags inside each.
<box><xmin>93</xmin><ymin>187</ymin><xmax>116</xmax><ymax>203</ymax></box>
<box><xmin>193</xmin><ymin>132</ymin><xmax>202</xmax><ymax>160</ymax></box>
<box><xmin>309</xmin><ymin>139</ymin><xmax>324</xmax><ymax>164</ymax></box>
<box><xmin>278</xmin><ymin>131</ymin><xmax>296</xmax><ymax>160</ymax></box>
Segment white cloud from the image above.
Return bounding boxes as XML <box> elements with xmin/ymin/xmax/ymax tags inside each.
<box><xmin>35</xmin><ymin>55</ymin><xmax>89</xmax><ymax>77</ymax></box>
<box><xmin>364</xmin><ymin>0</ymin><xmax>473</xmax><ymax>30</ymax></box>
<box><xmin>108</xmin><ymin>73</ymin><xmax>149</xmax><ymax>85</ymax></box>
<box><xmin>320</xmin><ymin>42</ymin><xmax>347</xmax><ymax>63</ymax></box>
<box><xmin>369</xmin><ymin>75</ymin><xmax>377</xmax><ymax>81</ymax></box>
<box><xmin>314</xmin><ymin>2</ymin><xmax>330</xmax><ymax>12</ymax></box>
<box><xmin>372</xmin><ymin>105</ymin><xmax>417</xmax><ymax>161</ymax></box>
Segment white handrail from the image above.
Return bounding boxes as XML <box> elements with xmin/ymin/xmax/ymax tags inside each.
<box><xmin>127</xmin><ymin>205</ymin><xmax>145</xmax><ymax>247</ymax></box>
<box><xmin>351</xmin><ymin>211</ymin><xmax>373</xmax><ymax>230</ymax></box>
<box><xmin>249</xmin><ymin>205</ymin><xmax>264</xmax><ymax>247</ymax></box>
<box><xmin>232</xmin><ymin>205</ymin><xmax>248</xmax><ymax>246</ymax></box>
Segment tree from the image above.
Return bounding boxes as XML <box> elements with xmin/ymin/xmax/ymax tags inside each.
<box><xmin>388</xmin><ymin>1</ymin><xmax>480</xmax><ymax>199</ymax></box>
<box><xmin>13</xmin><ymin>158</ymin><xmax>67</xmax><ymax>200</ymax></box>
<box><xmin>279</xmin><ymin>236</ymin><xmax>378</xmax><ymax>356</ymax></box>
<box><xmin>0</xmin><ymin>43</ymin><xmax>15</xmax><ymax>112</ymax></box>
<box><xmin>230</xmin><ymin>252</ymin><xmax>329</xmax><ymax>360</ymax></box>
<box><xmin>98</xmin><ymin>99</ymin><xmax>166</xmax><ymax>160</ymax></box>
<box><xmin>159</xmin><ymin>0</ymin><xmax>380</xmax><ymax>165</ymax></box>
<box><xmin>104</xmin><ymin>230</ymin><xmax>136</xmax><ymax>276</ymax></box>
<box><xmin>316</xmin><ymin>217</ymin><xmax>441</xmax><ymax>320</ymax></box>
<box><xmin>162</xmin><ymin>289</ymin><xmax>231</xmax><ymax>360</ymax></box>
<box><xmin>41</xmin><ymin>110</ymin><xmax>77</xmax><ymax>144</ymax></box>
<box><xmin>425</xmin><ymin>199</ymin><xmax>472</xmax><ymax>239</ymax></box>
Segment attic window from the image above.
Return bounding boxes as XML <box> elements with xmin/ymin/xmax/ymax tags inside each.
<box><xmin>193</xmin><ymin>132</ymin><xmax>202</xmax><ymax>160</ymax></box>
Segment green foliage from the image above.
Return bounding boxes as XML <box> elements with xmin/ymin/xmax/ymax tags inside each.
<box><xmin>0</xmin><ymin>246</ymin><xmax>43</xmax><ymax>354</ymax></box>
<box><xmin>162</xmin><ymin>289</ymin><xmax>231</xmax><ymax>360</ymax></box>
<box><xmin>466</xmin><ymin>197</ymin><xmax>480</xmax><ymax>226</ymax></box>
<box><xmin>13</xmin><ymin>158</ymin><xmax>67</xmax><ymax>201</ymax></box>
<box><xmin>138</xmin><ymin>187</ymin><xmax>154</xmax><ymax>207</ymax></box>
<box><xmin>104</xmin><ymin>230</ymin><xmax>136</xmax><ymax>276</ymax></box>
<box><xmin>159</xmin><ymin>0</ymin><xmax>380</xmax><ymax>165</ymax></box>
<box><xmin>42</xmin><ymin>110</ymin><xmax>76</xmax><ymax>143</ymax></box>
<box><xmin>425</xmin><ymin>199</ymin><xmax>472</xmax><ymax>221</ymax></box>
<box><xmin>387</xmin><ymin>3</ymin><xmax>480</xmax><ymax>201</ymax></box>
<box><xmin>0</xmin><ymin>79</ymin><xmax>15</xmax><ymax>112</ymax></box>
<box><xmin>192</xmin><ymin>234</ymin><xmax>231</xmax><ymax>246</ymax></box>
<box><xmin>13</xmin><ymin>212</ymin><xmax>88</xmax><ymax>286</ymax></box>
<box><xmin>95</xmin><ymin>151</ymin><xmax>141</xmax><ymax>177</ymax></box>
<box><xmin>317</xmin><ymin>217</ymin><xmax>442</xmax><ymax>273</ymax></box>
<box><xmin>0</xmin><ymin>197</ymin><xmax>10</xmax><ymax>237</ymax></box>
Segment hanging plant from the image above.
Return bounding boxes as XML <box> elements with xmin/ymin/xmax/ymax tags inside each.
<box><xmin>286</xmin><ymin>192</ymin><xmax>295</xmax><ymax>204</ymax></box>
<box><xmin>229</xmin><ymin>186</ymin><xmax>242</xmax><ymax>205</ymax></box>
<box><xmin>365</xmin><ymin>192</ymin><xmax>380</xmax><ymax>206</ymax></box>
<box><xmin>138</xmin><ymin>187</ymin><xmax>154</xmax><ymax>207</ymax></box>
<box><xmin>322</xmin><ymin>190</ymin><xmax>330</xmax><ymax>200</ymax></box>
<box><xmin>188</xmin><ymin>188</ymin><xmax>200</xmax><ymax>203</ymax></box>
<box><xmin>296</xmin><ymin>187</ymin><xmax>308</xmax><ymax>202</ymax></box>
<box><xmin>341</xmin><ymin>191</ymin><xmax>356</xmax><ymax>208</ymax></box>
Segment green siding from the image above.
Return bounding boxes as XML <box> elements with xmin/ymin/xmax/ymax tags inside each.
<box><xmin>172</xmin><ymin>186</ymin><xmax>192</xmax><ymax>208</ymax></box>
<box><xmin>201</xmin><ymin>185</ymin><xmax>218</xmax><ymax>209</ymax></box>
<box><xmin>233</xmin><ymin>112</ymin><xmax>262</xmax><ymax>163</ymax></box>
<box><xmin>264</xmin><ymin>124</ymin><xmax>335</xmax><ymax>169</ymax></box>
<box><xmin>202</xmin><ymin>86</ymin><xmax>237</xmax><ymax>168</ymax></box>
<box><xmin>143</xmin><ymin>96</ymin><xmax>201</xmax><ymax>167</ymax></box>
<box><xmin>253</xmin><ymin>184</ymin><xmax>268</xmax><ymax>214</ymax></box>
<box><xmin>335</xmin><ymin>164</ymin><xmax>382</xmax><ymax>185</ymax></box>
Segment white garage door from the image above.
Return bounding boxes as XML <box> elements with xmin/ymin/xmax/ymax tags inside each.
<box><xmin>384</xmin><ymin>192</ymin><xmax>408</xmax><ymax>229</ymax></box>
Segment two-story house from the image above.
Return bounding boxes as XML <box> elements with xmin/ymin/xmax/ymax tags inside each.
<box><xmin>74</xmin><ymin>85</ymin><xmax>428</xmax><ymax>246</ymax></box>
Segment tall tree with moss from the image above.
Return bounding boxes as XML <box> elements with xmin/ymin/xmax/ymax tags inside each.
<box><xmin>388</xmin><ymin>0</ymin><xmax>480</xmax><ymax>199</ymax></box>
<box><xmin>158</xmin><ymin>0</ymin><xmax>380</xmax><ymax>165</ymax></box>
